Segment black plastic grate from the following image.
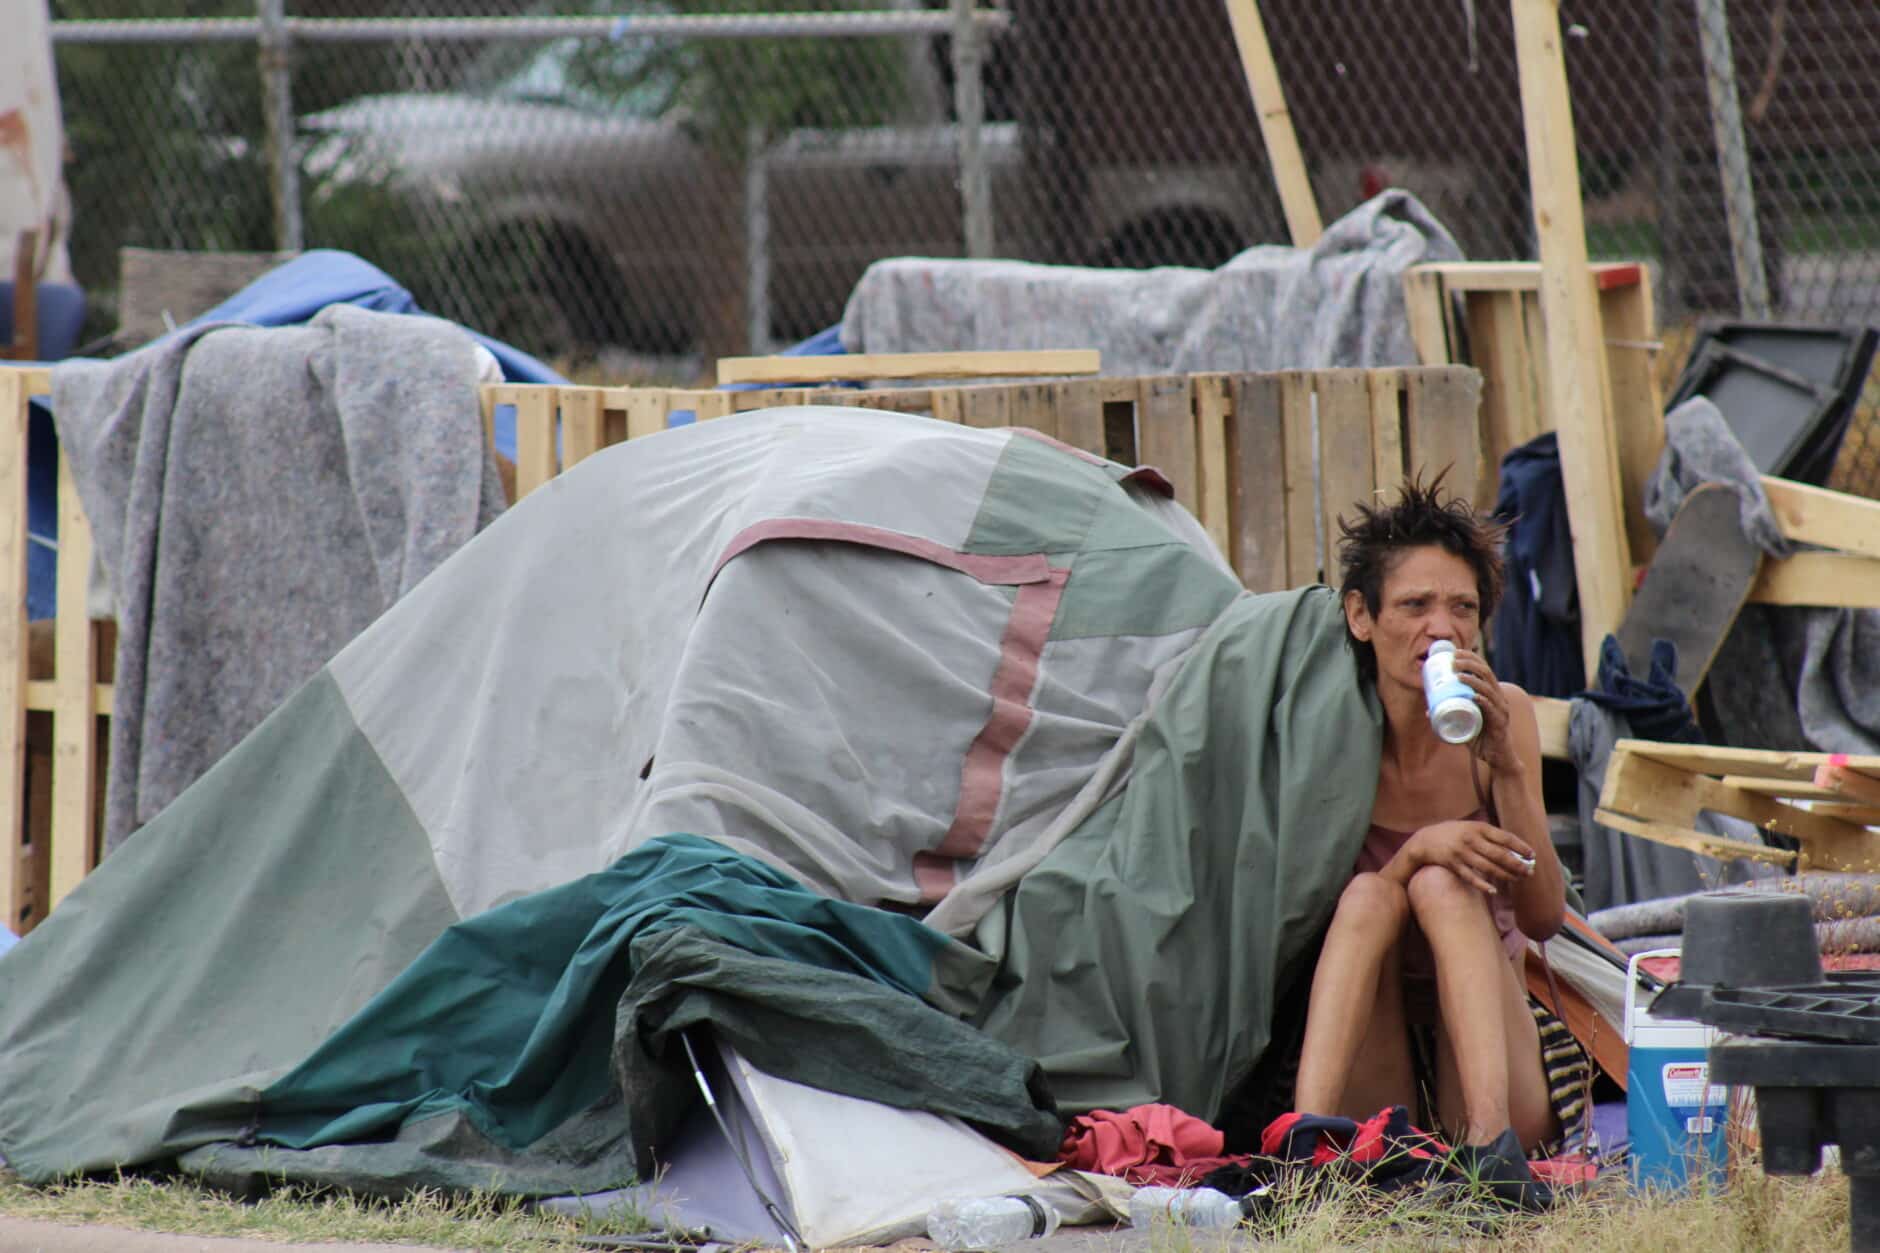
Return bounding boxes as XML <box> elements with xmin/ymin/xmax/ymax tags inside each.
<box><xmin>1695</xmin><ymin>973</ymin><xmax>1880</xmax><ymax>1045</ymax></box>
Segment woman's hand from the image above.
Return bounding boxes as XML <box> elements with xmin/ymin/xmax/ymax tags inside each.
<box><xmin>1400</xmin><ymin>819</ymin><xmax>1535</xmax><ymax>895</ymax></box>
<box><xmin>1447</xmin><ymin>647</ymin><xmax>1520</xmax><ymax>772</ymax></box>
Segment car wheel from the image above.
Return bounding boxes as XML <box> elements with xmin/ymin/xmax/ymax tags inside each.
<box><xmin>474</xmin><ymin>223</ymin><xmax>621</xmax><ymax>364</ymax></box>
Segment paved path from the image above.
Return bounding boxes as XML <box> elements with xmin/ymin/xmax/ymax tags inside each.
<box><xmin>0</xmin><ymin>1217</ymin><xmax>470</xmax><ymax>1252</ymax></box>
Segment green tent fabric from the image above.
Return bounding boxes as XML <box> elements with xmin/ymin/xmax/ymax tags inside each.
<box><xmin>974</xmin><ymin>586</ymin><xmax>1383</xmax><ymax>1118</ymax></box>
<box><xmin>248</xmin><ymin>833</ymin><xmax>1056</xmax><ymax>1181</ymax></box>
<box><xmin>0</xmin><ymin>408</ymin><xmax>1389</xmax><ymax>1197</ymax></box>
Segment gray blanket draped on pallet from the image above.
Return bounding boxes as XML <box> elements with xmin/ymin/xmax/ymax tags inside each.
<box><xmin>839</xmin><ymin>191</ymin><xmax>1462</xmax><ymax>376</ymax></box>
<box><xmin>51</xmin><ymin>304</ymin><xmax>505</xmax><ymax>850</ymax></box>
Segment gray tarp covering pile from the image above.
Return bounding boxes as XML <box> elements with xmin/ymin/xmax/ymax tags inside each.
<box><xmin>49</xmin><ymin>305</ymin><xmax>506</xmax><ymax>850</ymax></box>
<box><xmin>0</xmin><ymin>407</ymin><xmax>1381</xmax><ymax>1193</ymax></box>
<box><xmin>840</xmin><ymin>191</ymin><xmax>1461</xmax><ymax>375</ymax></box>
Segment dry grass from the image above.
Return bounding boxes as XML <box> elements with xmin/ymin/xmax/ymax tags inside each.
<box><xmin>0</xmin><ymin>1159</ymin><xmax>1851</xmax><ymax>1251</ymax></box>
<box><xmin>0</xmin><ymin>1168</ymin><xmax>647</xmax><ymax>1250</ymax></box>
<box><xmin>1144</xmin><ymin>1161</ymin><xmax>1848</xmax><ymax>1253</ymax></box>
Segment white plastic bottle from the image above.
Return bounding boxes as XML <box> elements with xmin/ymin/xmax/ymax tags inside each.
<box><xmin>926</xmin><ymin>1195</ymin><xmax>1061</xmax><ymax>1249</ymax></box>
<box><xmin>1127</xmin><ymin>1185</ymin><xmax>1248</xmax><ymax>1229</ymax></box>
<box><xmin>1422</xmin><ymin>640</ymin><xmax>1483</xmax><ymax>744</ymax></box>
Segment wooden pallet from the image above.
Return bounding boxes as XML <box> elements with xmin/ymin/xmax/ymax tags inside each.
<box><xmin>1595</xmin><ymin>738</ymin><xmax>1880</xmax><ymax>873</ymax></box>
<box><xmin>6</xmin><ymin>363</ymin><xmax>1488</xmax><ymax>928</ymax></box>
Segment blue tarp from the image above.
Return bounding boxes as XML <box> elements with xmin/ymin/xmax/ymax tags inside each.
<box><xmin>24</xmin><ymin>250</ymin><xmax>566</xmax><ymax>619</ymax></box>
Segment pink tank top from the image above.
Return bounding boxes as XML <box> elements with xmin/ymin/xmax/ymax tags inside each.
<box><xmin>1353</xmin><ymin>808</ymin><xmax>1528</xmax><ymax>976</ymax></box>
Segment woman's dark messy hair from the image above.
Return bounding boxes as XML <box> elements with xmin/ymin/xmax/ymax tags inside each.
<box><xmin>1336</xmin><ymin>469</ymin><xmax>1506</xmax><ymax>681</ymax></box>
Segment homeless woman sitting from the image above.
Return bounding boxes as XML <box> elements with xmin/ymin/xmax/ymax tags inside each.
<box><xmin>1292</xmin><ymin>475</ymin><xmax>1565</xmax><ymax>1212</ymax></box>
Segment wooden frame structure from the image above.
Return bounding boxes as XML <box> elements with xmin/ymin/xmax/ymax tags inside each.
<box><xmin>1597</xmin><ymin>740</ymin><xmax>1880</xmax><ymax>874</ymax></box>
<box><xmin>5</xmin><ymin>362</ymin><xmax>1485</xmax><ymax>931</ymax></box>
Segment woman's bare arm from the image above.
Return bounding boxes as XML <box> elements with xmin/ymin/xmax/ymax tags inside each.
<box><xmin>1487</xmin><ymin>683</ymin><xmax>1565</xmax><ymax>940</ymax></box>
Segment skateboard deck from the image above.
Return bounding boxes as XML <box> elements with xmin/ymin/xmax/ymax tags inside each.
<box><xmin>1614</xmin><ymin>482</ymin><xmax>1763</xmax><ymax>701</ymax></box>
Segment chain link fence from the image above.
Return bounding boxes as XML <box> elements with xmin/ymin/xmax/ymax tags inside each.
<box><xmin>47</xmin><ymin>1</ymin><xmax>1880</xmax><ymax>484</ymax></box>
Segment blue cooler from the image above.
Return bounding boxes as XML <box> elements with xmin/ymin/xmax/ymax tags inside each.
<box><xmin>1625</xmin><ymin>949</ymin><xmax>1730</xmax><ymax>1192</ymax></box>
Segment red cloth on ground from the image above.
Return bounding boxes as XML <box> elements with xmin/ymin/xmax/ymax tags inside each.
<box><xmin>1057</xmin><ymin>1103</ymin><xmax>1253</xmax><ymax>1185</ymax></box>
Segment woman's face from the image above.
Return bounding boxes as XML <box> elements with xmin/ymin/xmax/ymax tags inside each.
<box><xmin>1345</xmin><ymin>545</ymin><xmax>1484</xmax><ymax>694</ymax></box>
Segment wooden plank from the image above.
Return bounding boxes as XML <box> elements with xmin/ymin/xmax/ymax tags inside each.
<box><xmin>1137</xmin><ymin>377</ymin><xmax>1199</xmax><ymax>513</ymax></box>
<box><xmin>510</xmin><ymin>388</ymin><xmax>557</xmax><ymax>496</ymax></box>
<box><xmin>622</xmin><ymin>390</ymin><xmax>670</xmax><ymax>441</ymax></box>
<box><xmin>1512</xmin><ymin>0</ymin><xmax>1633</xmax><ymax>676</ymax></box>
<box><xmin>1221</xmin><ymin>0</ymin><xmax>1323</xmax><ymax>246</ymax></box>
<box><xmin>1761</xmin><ymin>476</ymin><xmax>1880</xmax><ymax>561</ymax></box>
<box><xmin>929</xmin><ymin>389</ymin><xmax>965</xmax><ymax>425</ymax></box>
<box><xmin>1593</xmin><ymin>808</ymin><xmax>1797</xmax><ymax>868</ymax></box>
<box><xmin>1808</xmin><ymin>804</ymin><xmax>1880</xmax><ymax>827</ymax></box>
<box><xmin>49</xmin><ymin>449</ymin><xmax>97</xmax><ymax>910</ymax></box>
<box><xmin>1815</xmin><ymin>760</ymin><xmax>1880</xmax><ymax>807</ymax></box>
<box><xmin>1008</xmin><ymin>383</ymin><xmax>1058</xmax><ymax>439</ymax></box>
<box><xmin>959</xmin><ymin>387</ymin><xmax>1012</xmax><ymax>430</ymax></box>
<box><xmin>558</xmin><ymin>387</ymin><xmax>605</xmax><ymax>469</ymax></box>
<box><xmin>1750</xmin><ymin>552</ymin><xmax>1880</xmax><ymax>608</ymax></box>
<box><xmin>1533</xmin><ymin>695</ymin><xmax>1570</xmax><ymax>760</ymax></box>
<box><xmin>1600</xmin><ymin>748</ymin><xmax>1872</xmax><ymax>848</ymax></box>
<box><xmin>714</xmin><ymin>349</ymin><xmax>1100</xmax><ymax>386</ymax></box>
<box><xmin>1193</xmin><ymin>375</ymin><xmax>1234</xmax><ymax>565</ymax></box>
<box><xmin>1368</xmin><ymin>370</ymin><xmax>1406</xmax><ymax>491</ymax></box>
<box><xmin>1598</xmin><ymin>274</ymin><xmax>1664</xmax><ymax>566</ymax></box>
<box><xmin>0</xmin><ymin>371</ymin><xmax>27</xmax><ymax>929</ymax></box>
<box><xmin>1279</xmin><ymin>372</ymin><xmax>1319</xmax><ymax>587</ymax></box>
<box><xmin>1229</xmin><ymin>373</ymin><xmax>1288</xmax><ymax>593</ymax></box>
<box><xmin>1617</xmin><ymin>737</ymin><xmax>1870</xmax><ymax>783</ymax></box>
<box><xmin>1407</xmin><ymin>260</ymin><xmax>1644</xmax><ymax>293</ymax></box>
<box><xmin>1722</xmin><ymin>777</ymin><xmax>1840</xmax><ymax>800</ymax></box>
<box><xmin>690</xmin><ymin>391</ymin><xmax>735</xmax><ymax>421</ymax></box>
<box><xmin>1467</xmin><ymin>290</ymin><xmax>1543</xmax><ymax>490</ymax></box>
<box><xmin>1315</xmin><ymin>369</ymin><xmax>1376</xmax><ymax>567</ymax></box>
<box><xmin>1401</xmin><ymin>267</ymin><xmax>1452</xmax><ymax>366</ymax></box>
<box><xmin>24</xmin><ymin>680</ymin><xmax>111</xmax><ymax>715</ymax></box>
<box><xmin>1402</xmin><ymin>367</ymin><xmax>1486</xmax><ymax>510</ymax></box>
<box><xmin>1052</xmin><ymin>380</ymin><xmax>1106</xmax><ymax>457</ymax></box>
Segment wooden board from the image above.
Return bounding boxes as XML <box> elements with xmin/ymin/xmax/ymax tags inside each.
<box><xmin>1761</xmin><ymin>476</ymin><xmax>1880</xmax><ymax>562</ymax></box>
<box><xmin>1750</xmin><ymin>551</ymin><xmax>1880</xmax><ymax>609</ymax></box>
<box><xmin>1229</xmin><ymin>373</ymin><xmax>1288</xmax><ymax>593</ymax></box>
<box><xmin>1597</xmin><ymin>276</ymin><xmax>1664</xmax><ymax>565</ymax></box>
<box><xmin>1137</xmin><ymin>377</ymin><xmax>1198</xmax><ymax>513</ymax></box>
<box><xmin>1221</xmin><ymin>0</ymin><xmax>1322</xmax><ymax>247</ymax></box>
<box><xmin>1053</xmin><ymin>380</ymin><xmax>1106</xmax><ymax>458</ymax></box>
<box><xmin>715</xmin><ymin>349</ymin><xmax>1099</xmax><ymax>386</ymax></box>
<box><xmin>0</xmin><ymin>371</ymin><xmax>26</xmax><ymax>929</ymax></box>
<box><xmin>1192</xmin><ymin>375</ymin><xmax>1234</xmax><ymax>564</ymax></box>
<box><xmin>1403</xmin><ymin>368</ymin><xmax>1485</xmax><ymax>510</ymax></box>
<box><xmin>1314</xmin><ymin>369</ymin><xmax>1375</xmax><ymax>573</ymax></box>
<box><xmin>1511</xmin><ymin>0</ymin><xmax>1633</xmax><ymax>676</ymax></box>
<box><xmin>559</xmin><ymin>387</ymin><xmax>605</xmax><ymax>468</ymax></box>
<box><xmin>49</xmin><ymin>449</ymin><xmax>98</xmax><ymax>910</ymax></box>
<box><xmin>1593</xmin><ymin>808</ymin><xmax>1797</xmax><ymax>869</ymax></box>
<box><xmin>1279</xmin><ymin>373</ymin><xmax>1319</xmax><ymax>586</ymax></box>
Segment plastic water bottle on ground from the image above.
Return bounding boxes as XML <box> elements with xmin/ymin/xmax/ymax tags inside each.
<box><xmin>926</xmin><ymin>1195</ymin><xmax>1061</xmax><ymax>1249</ymax></box>
<box><xmin>1127</xmin><ymin>1185</ymin><xmax>1251</xmax><ymax>1229</ymax></box>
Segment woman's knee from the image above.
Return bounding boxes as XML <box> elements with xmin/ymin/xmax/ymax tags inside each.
<box><xmin>1405</xmin><ymin>862</ymin><xmax>1484</xmax><ymax>914</ymax></box>
<box><xmin>1335</xmin><ymin>871</ymin><xmax>1409</xmax><ymax>930</ymax></box>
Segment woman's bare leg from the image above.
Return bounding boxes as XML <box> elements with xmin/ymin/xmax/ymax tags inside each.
<box><xmin>1406</xmin><ymin>863</ymin><xmax>1516</xmax><ymax>1144</ymax></box>
<box><xmin>1294</xmin><ymin>872</ymin><xmax>1413</xmax><ymax>1117</ymax></box>
<box><xmin>1435</xmin><ymin>952</ymin><xmax>1560</xmax><ymax>1151</ymax></box>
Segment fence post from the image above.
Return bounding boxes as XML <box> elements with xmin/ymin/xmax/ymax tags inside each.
<box><xmin>257</xmin><ymin>0</ymin><xmax>303</xmax><ymax>253</ymax></box>
<box><xmin>745</xmin><ymin>126</ymin><xmax>772</xmax><ymax>356</ymax></box>
<box><xmin>951</xmin><ymin>0</ymin><xmax>993</xmax><ymax>259</ymax></box>
<box><xmin>1692</xmin><ymin>0</ymin><xmax>1770</xmax><ymax>319</ymax></box>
